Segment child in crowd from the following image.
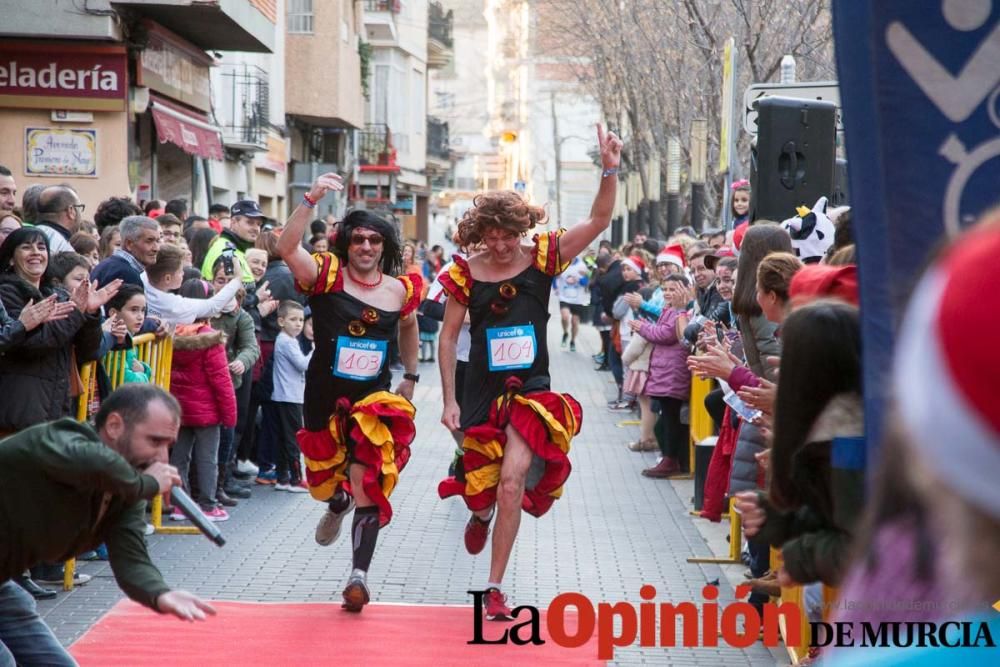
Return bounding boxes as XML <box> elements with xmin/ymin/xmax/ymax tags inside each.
<box><xmin>268</xmin><ymin>300</ymin><xmax>312</xmax><ymax>492</ymax></box>
<box><xmin>103</xmin><ymin>285</ymin><xmax>152</xmax><ymax>384</ymax></box>
<box><xmin>210</xmin><ymin>259</ymin><xmax>260</xmax><ymax>506</ymax></box>
<box><xmin>48</xmin><ymin>253</ymin><xmax>91</xmax><ymax>294</ymax></box>
<box><xmin>245</xmin><ymin>248</ymin><xmax>268</xmax><ymax>284</ymax></box>
<box><xmin>143</xmin><ymin>245</ymin><xmax>241</xmax><ymax>325</ymax></box>
<box><xmin>169</xmin><ymin>278</ymin><xmax>237</xmax><ymax>521</ymax></box>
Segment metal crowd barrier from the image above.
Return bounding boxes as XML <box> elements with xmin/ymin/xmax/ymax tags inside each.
<box><xmin>67</xmin><ymin>333</ymin><xmax>194</xmax><ymax>591</ymax></box>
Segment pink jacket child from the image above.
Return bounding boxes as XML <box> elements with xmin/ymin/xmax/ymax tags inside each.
<box><xmin>170</xmin><ymin>323</ymin><xmax>237</xmax><ymax>429</ymax></box>
<box><xmin>637</xmin><ymin>307</ymin><xmax>691</xmax><ymax>400</ymax></box>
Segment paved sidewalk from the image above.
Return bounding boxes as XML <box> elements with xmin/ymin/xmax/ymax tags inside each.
<box><xmin>42</xmin><ymin>304</ymin><xmax>783</xmax><ymax>665</ymax></box>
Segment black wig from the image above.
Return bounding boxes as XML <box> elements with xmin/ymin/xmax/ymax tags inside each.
<box><xmin>332</xmin><ymin>210</ymin><xmax>403</xmax><ymax>277</ymax></box>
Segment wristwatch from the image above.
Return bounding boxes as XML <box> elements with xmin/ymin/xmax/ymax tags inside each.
<box><xmin>403</xmin><ymin>372</ymin><xmax>420</xmax><ymax>383</ymax></box>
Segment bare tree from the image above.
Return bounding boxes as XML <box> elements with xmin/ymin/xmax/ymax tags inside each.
<box><xmin>536</xmin><ymin>0</ymin><xmax>835</xmax><ymax>229</ymax></box>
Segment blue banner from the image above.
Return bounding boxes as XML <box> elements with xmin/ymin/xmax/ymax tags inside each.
<box><xmin>833</xmin><ymin>0</ymin><xmax>1000</xmax><ymax>452</ymax></box>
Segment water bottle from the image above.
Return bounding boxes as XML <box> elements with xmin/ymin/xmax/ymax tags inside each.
<box><xmin>780</xmin><ymin>55</ymin><xmax>797</xmax><ymax>84</ymax></box>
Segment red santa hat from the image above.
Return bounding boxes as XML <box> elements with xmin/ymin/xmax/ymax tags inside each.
<box><xmin>621</xmin><ymin>256</ymin><xmax>645</xmax><ymax>275</ymax></box>
<box><xmin>894</xmin><ymin>224</ymin><xmax>1000</xmax><ymax>520</ymax></box>
<box><xmin>656</xmin><ymin>244</ymin><xmax>686</xmax><ymax>269</ymax></box>
<box><xmin>789</xmin><ymin>264</ymin><xmax>859</xmax><ymax>307</ymax></box>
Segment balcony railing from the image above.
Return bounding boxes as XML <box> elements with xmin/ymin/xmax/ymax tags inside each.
<box><xmin>217</xmin><ymin>63</ymin><xmax>269</xmax><ymax>150</ymax></box>
<box><xmin>363</xmin><ymin>0</ymin><xmax>400</xmax><ymax>13</ymax></box>
<box><xmin>358</xmin><ymin>123</ymin><xmax>399</xmax><ymax>172</ymax></box>
<box><xmin>429</xmin><ymin>1</ymin><xmax>453</xmax><ymax>48</ymax></box>
<box><xmin>427</xmin><ymin>117</ymin><xmax>449</xmax><ymax>160</ymax></box>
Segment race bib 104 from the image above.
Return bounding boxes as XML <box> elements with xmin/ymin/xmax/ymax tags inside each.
<box><xmin>333</xmin><ymin>336</ymin><xmax>387</xmax><ymax>380</ymax></box>
<box><xmin>486</xmin><ymin>325</ymin><xmax>537</xmax><ymax>371</ymax></box>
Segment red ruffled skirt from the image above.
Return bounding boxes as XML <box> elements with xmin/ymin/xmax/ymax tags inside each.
<box><xmin>438</xmin><ymin>378</ymin><xmax>582</xmax><ymax>518</ymax></box>
<box><xmin>296</xmin><ymin>390</ymin><xmax>416</xmax><ymax>527</ymax></box>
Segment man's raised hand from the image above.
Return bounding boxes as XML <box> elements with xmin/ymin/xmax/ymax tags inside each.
<box><xmin>597</xmin><ymin>124</ymin><xmax>623</xmax><ymax>169</ymax></box>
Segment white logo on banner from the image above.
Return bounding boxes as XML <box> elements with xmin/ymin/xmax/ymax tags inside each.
<box><xmin>887</xmin><ymin>0</ymin><xmax>1000</xmax><ymax>236</ymax></box>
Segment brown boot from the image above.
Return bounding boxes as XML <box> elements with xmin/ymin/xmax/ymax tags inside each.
<box><xmin>642</xmin><ymin>457</ymin><xmax>680</xmax><ymax>478</ymax></box>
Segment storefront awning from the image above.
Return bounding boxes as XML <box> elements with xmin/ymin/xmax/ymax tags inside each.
<box><xmin>151</xmin><ymin>100</ymin><xmax>224</xmax><ymax>161</ymax></box>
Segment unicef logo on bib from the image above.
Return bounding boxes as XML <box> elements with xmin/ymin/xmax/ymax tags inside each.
<box><xmin>333</xmin><ymin>336</ymin><xmax>387</xmax><ymax>380</ymax></box>
<box><xmin>486</xmin><ymin>325</ymin><xmax>537</xmax><ymax>372</ymax></box>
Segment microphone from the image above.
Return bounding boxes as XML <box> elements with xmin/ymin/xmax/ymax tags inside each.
<box><xmin>170</xmin><ymin>487</ymin><xmax>226</xmax><ymax>547</ymax></box>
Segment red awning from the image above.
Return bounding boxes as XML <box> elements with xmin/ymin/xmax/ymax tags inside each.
<box><xmin>151</xmin><ymin>101</ymin><xmax>224</xmax><ymax>161</ymax></box>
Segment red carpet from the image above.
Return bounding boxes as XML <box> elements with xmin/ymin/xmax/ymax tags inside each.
<box><xmin>70</xmin><ymin>600</ymin><xmax>603</xmax><ymax>666</ymax></box>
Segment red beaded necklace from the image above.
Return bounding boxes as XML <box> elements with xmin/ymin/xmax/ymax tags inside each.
<box><xmin>347</xmin><ymin>265</ymin><xmax>383</xmax><ymax>288</ymax></box>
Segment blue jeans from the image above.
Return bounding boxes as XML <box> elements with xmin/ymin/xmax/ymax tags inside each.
<box><xmin>0</xmin><ymin>580</ymin><xmax>76</xmax><ymax>666</ymax></box>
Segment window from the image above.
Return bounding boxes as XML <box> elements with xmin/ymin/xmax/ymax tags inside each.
<box><xmin>288</xmin><ymin>0</ymin><xmax>314</xmax><ymax>34</ymax></box>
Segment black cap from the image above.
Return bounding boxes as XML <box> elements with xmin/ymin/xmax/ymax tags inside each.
<box><xmin>230</xmin><ymin>200</ymin><xmax>265</xmax><ymax>218</ymax></box>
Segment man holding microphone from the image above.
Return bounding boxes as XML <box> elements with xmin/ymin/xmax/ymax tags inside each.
<box><xmin>0</xmin><ymin>384</ymin><xmax>216</xmax><ymax>665</ymax></box>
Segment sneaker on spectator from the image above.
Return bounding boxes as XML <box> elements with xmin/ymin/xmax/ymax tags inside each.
<box><xmin>169</xmin><ymin>509</ymin><xmax>187</xmax><ymax>522</ymax></box>
<box><xmin>201</xmin><ymin>505</ymin><xmax>230</xmax><ymax>522</ymax></box>
<box><xmin>275</xmin><ymin>482</ymin><xmax>291</xmax><ymax>491</ymax></box>
<box><xmin>223</xmin><ymin>483</ymin><xmax>251</xmax><ymax>499</ymax></box>
<box><xmin>607</xmin><ymin>401</ymin><xmax>633</xmax><ymax>412</ymax></box>
<box><xmin>316</xmin><ymin>497</ymin><xmax>355</xmax><ymax>546</ymax></box>
<box><xmin>255</xmin><ymin>469</ymin><xmax>277</xmax><ymax>485</ymax></box>
<box><xmin>144</xmin><ymin>523</ymin><xmax>156</xmax><ymax>536</ymax></box>
<box><xmin>483</xmin><ymin>587</ymin><xmax>513</xmax><ymax>621</ymax></box>
<box><xmin>286</xmin><ymin>484</ymin><xmax>309</xmax><ymax>494</ymax></box>
<box><xmin>236</xmin><ymin>459</ymin><xmax>259</xmax><ymax>476</ymax></box>
<box><xmin>33</xmin><ymin>566</ymin><xmax>92</xmax><ymax>587</ymax></box>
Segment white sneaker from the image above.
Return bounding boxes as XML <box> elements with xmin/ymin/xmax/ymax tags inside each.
<box><xmin>286</xmin><ymin>485</ymin><xmax>309</xmax><ymax>494</ymax></box>
<box><xmin>315</xmin><ymin>497</ymin><xmax>355</xmax><ymax>546</ymax></box>
<box><xmin>236</xmin><ymin>459</ymin><xmax>259</xmax><ymax>476</ymax></box>
<box><xmin>144</xmin><ymin>523</ymin><xmax>155</xmax><ymax>536</ymax></box>
<box><xmin>274</xmin><ymin>483</ymin><xmax>291</xmax><ymax>491</ymax></box>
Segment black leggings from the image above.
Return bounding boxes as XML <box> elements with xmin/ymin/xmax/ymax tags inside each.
<box><xmin>704</xmin><ymin>387</ymin><xmax>726</xmax><ymax>432</ymax></box>
<box><xmin>653</xmin><ymin>396</ymin><xmax>688</xmax><ymax>471</ymax></box>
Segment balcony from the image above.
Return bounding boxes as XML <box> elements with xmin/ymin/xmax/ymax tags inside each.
<box><xmin>362</xmin><ymin>0</ymin><xmax>399</xmax><ymax>44</ymax></box>
<box><xmin>216</xmin><ymin>64</ymin><xmax>269</xmax><ymax>151</ymax></box>
<box><xmin>427</xmin><ymin>1</ymin><xmax>453</xmax><ymax>69</ymax></box>
<box><xmin>427</xmin><ymin>116</ymin><xmax>450</xmax><ymax>162</ymax></box>
<box><xmin>111</xmin><ymin>0</ymin><xmax>275</xmax><ymax>52</ymax></box>
<box><xmin>358</xmin><ymin>123</ymin><xmax>400</xmax><ymax>173</ymax></box>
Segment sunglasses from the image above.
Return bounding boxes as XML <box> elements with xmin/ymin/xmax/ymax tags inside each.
<box><xmin>350</xmin><ymin>233</ymin><xmax>384</xmax><ymax>247</ymax></box>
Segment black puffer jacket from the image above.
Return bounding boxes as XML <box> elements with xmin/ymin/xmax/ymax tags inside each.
<box><xmin>0</xmin><ymin>274</ymin><xmax>102</xmax><ymax>431</ymax></box>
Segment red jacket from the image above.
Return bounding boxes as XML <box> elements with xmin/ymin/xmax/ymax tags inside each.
<box><xmin>170</xmin><ymin>323</ymin><xmax>236</xmax><ymax>428</ymax></box>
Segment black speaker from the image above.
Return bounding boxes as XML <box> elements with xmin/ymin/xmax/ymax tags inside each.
<box><xmin>750</xmin><ymin>96</ymin><xmax>837</xmax><ymax>222</ymax></box>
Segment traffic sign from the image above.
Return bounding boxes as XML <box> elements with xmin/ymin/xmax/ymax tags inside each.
<box><xmin>743</xmin><ymin>81</ymin><xmax>841</xmax><ymax>134</ymax></box>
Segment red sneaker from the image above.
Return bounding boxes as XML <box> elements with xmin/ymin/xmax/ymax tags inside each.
<box><xmin>642</xmin><ymin>457</ymin><xmax>681</xmax><ymax>478</ymax></box>
<box><xmin>464</xmin><ymin>513</ymin><xmax>491</xmax><ymax>555</ymax></box>
<box><xmin>484</xmin><ymin>587</ymin><xmax>513</xmax><ymax>621</ymax></box>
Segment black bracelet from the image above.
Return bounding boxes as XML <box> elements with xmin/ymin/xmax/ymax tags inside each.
<box><xmin>403</xmin><ymin>372</ymin><xmax>420</xmax><ymax>383</ymax></box>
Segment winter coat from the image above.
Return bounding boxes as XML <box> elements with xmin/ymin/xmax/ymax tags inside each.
<box><xmin>210</xmin><ymin>307</ymin><xmax>259</xmax><ymax>390</ymax></box>
<box><xmin>756</xmin><ymin>393</ymin><xmax>865</xmax><ymax>586</ymax></box>
<box><xmin>621</xmin><ymin>331</ymin><xmax>652</xmax><ymax>372</ymax></box>
<box><xmin>121</xmin><ymin>347</ymin><xmax>152</xmax><ymax>384</ymax></box>
<box><xmin>738</xmin><ymin>312</ymin><xmax>781</xmax><ymax>382</ymax></box>
<box><xmin>91</xmin><ymin>252</ymin><xmax>144</xmax><ymax>288</ymax></box>
<box><xmin>260</xmin><ymin>260</ymin><xmax>303</xmax><ymax>342</ymax></box>
<box><xmin>637</xmin><ymin>307</ymin><xmax>690</xmax><ymax>400</ymax></box>
<box><xmin>0</xmin><ymin>274</ymin><xmax>102</xmax><ymax>430</ymax></box>
<box><xmin>0</xmin><ymin>298</ymin><xmax>27</xmax><ymax>353</ymax></box>
<box><xmin>169</xmin><ymin>323</ymin><xmax>237</xmax><ymax>428</ymax></box>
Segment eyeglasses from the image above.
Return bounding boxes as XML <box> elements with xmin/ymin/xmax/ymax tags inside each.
<box><xmin>350</xmin><ymin>233</ymin><xmax>384</xmax><ymax>247</ymax></box>
<box><xmin>70</xmin><ymin>204</ymin><xmax>86</xmax><ymax>214</ymax></box>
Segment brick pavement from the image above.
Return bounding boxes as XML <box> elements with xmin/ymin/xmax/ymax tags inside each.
<box><xmin>42</xmin><ymin>305</ymin><xmax>784</xmax><ymax>665</ymax></box>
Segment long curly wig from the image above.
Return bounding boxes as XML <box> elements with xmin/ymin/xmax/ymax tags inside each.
<box><xmin>454</xmin><ymin>191</ymin><xmax>547</xmax><ymax>247</ymax></box>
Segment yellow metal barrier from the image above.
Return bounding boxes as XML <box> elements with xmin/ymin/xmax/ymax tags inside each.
<box><xmin>770</xmin><ymin>548</ymin><xmax>812</xmax><ymax>664</ymax></box>
<box><xmin>687</xmin><ymin>497</ymin><xmax>743</xmax><ymax>565</ymax></box>
<box><xmin>68</xmin><ymin>334</ymin><xmax>193</xmax><ymax>591</ymax></box>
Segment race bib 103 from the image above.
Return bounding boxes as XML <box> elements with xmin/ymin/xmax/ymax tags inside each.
<box><xmin>333</xmin><ymin>336</ymin><xmax>387</xmax><ymax>380</ymax></box>
<box><xmin>486</xmin><ymin>325</ymin><xmax>537</xmax><ymax>371</ymax></box>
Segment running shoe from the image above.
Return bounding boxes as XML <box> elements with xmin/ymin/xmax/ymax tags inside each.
<box><xmin>484</xmin><ymin>587</ymin><xmax>513</xmax><ymax>621</ymax></box>
<box><xmin>561</xmin><ymin>333</ymin><xmax>569</xmax><ymax>348</ymax></box>
<box><xmin>569</xmin><ymin>341</ymin><xmax>576</xmax><ymax>352</ymax></box>
<box><xmin>201</xmin><ymin>505</ymin><xmax>230</xmax><ymax>522</ymax></box>
<box><xmin>464</xmin><ymin>513</ymin><xmax>491</xmax><ymax>555</ymax></box>
<box><xmin>255</xmin><ymin>469</ymin><xmax>277</xmax><ymax>485</ymax></box>
<box><xmin>236</xmin><ymin>459</ymin><xmax>259</xmax><ymax>476</ymax></box>
<box><xmin>169</xmin><ymin>508</ymin><xmax>187</xmax><ymax>522</ymax></box>
<box><xmin>315</xmin><ymin>497</ymin><xmax>356</xmax><ymax>546</ymax></box>
<box><xmin>342</xmin><ymin>574</ymin><xmax>370</xmax><ymax>612</ymax></box>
